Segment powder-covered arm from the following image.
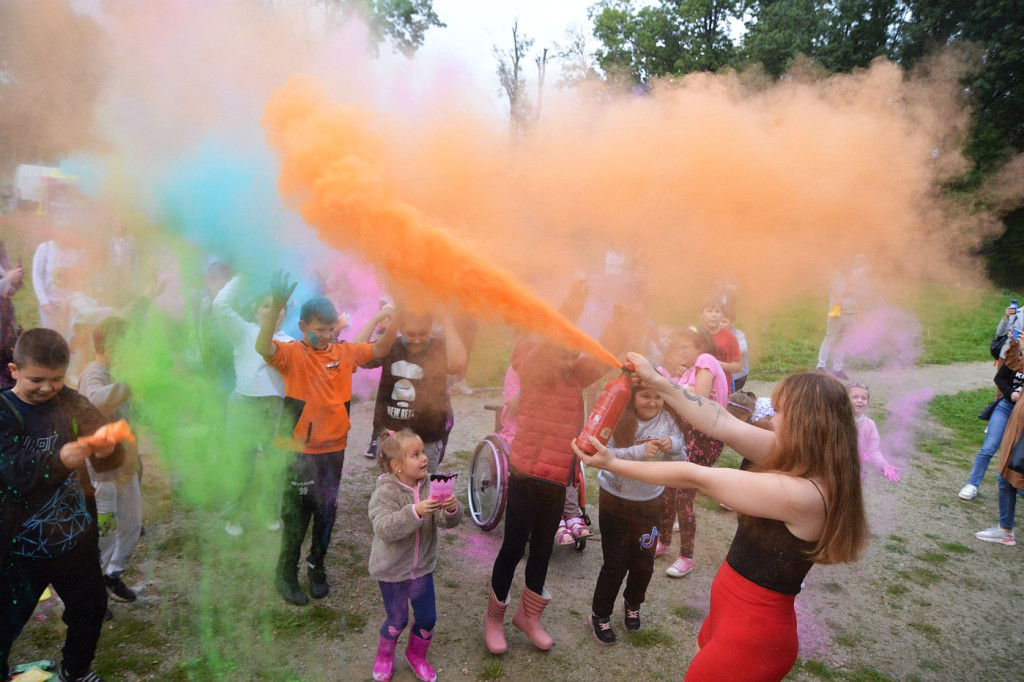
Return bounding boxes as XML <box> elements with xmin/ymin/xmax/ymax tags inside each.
<box><xmin>211</xmin><ymin>275</ymin><xmax>249</xmax><ymax>347</ymax></box>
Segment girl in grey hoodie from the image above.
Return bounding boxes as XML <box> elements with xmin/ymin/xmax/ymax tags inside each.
<box><xmin>368</xmin><ymin>429</ymin><xmax>461</xmax><ymax>682</ymax></box>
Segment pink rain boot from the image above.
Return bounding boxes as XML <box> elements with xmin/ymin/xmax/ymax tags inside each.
<box><xmin>511</xmin><ymin>587</ymin><xmax>553</xmax><ymax>650</ymax></box>
<box><xmin>404</xmin><ymin>630</ymin><xmax>437</xmax><ymax>682</ymax></box>
<box><xmin>372</xmin><ymin>635</ymin><xmax>397</xmax><ymax>681</ymax></box>
<box><xmin>484</xmin><ymin>588</ymin><xmax>510</xmax><ymax>654</ymax></box>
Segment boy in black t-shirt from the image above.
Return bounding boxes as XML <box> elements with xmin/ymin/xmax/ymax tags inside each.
<box><xmin>0</xmin><ymin>328</ymin><xmax>122</xmax><ymax>682</ymax></box>
<box><xmin>359</xmin><ymin>311</ymin><xmax>467</xmax><ymax>473</ymax></box>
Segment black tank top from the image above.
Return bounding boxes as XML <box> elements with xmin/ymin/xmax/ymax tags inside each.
<box><xmin>726</xmin><ymin>479</ymin><xmax>826</xmax><ymax>595</ymax></box>
<box><xmin>726</xmin><ymin>516</ymin><xmax>816</xmax><ymax>594</ymax></box>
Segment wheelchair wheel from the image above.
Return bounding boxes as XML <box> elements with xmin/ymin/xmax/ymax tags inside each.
<box><xmin>468</xmin><ymin>435</ymin><xmax>509</xmax><ymax>532</ymax></box>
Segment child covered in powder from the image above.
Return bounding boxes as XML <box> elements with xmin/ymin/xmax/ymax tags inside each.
<box><xmin>847</xmin><ymin>382</ymin><xmax>901</xmax><ymax>483</ymax></box>
<box><xmin>256</xmin><ymin>272</ymin><xmax>399</xmax><ymax>606</ymax></box>
<box><xmin>213</xmin><ymin>273</ymin><xmax>295</xmax><ymax>537</ymax></box>
<box><xmin>79</xmin><ymin>317</ymin><xmax>144</xmax><ymax>605</ymax></box>
<box><xmin>1</xmin><ymin>328</ymin><xmax>124</xmax><ymax>682</ymax></box>
<box><xmin>357</xmin><ymin>310</ymin><xmax>466</xmax><ymax>475</ymax></box>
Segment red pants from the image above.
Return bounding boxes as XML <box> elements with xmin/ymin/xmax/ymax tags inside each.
<box><xmin>685</xmin><ymin>560</ymin><xmax>799</xmax><ymax>682</ymax></box>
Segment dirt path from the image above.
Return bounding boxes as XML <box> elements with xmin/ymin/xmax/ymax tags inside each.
<box><xmin>15</xmin><ymin>361</ymin><xmax>1011</xmax><ymax>681</ymax></box>
<box><xmin>326</xmin><ymin>360</ymin><xmax>1019</xmax><ymax>682</ymax></box>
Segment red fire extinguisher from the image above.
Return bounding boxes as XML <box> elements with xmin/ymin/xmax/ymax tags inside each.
<box><xmin>575</xmin><ymin>364</ymin><xmax>635</xmax><ymax>454</ymax></box>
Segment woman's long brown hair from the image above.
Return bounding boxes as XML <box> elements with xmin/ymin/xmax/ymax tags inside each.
<box><xmin>753</xmin><ymin>372</ymin><xmax>868</xmax><ymax>564</ymax></box>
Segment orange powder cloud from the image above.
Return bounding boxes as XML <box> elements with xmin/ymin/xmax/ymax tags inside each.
<box><xmin>264</xmin><ymin>56</ymin><xmax>980</xmax><ymax>352</ymax></box>
<box><xmin>262</xmin><ymin>75</ymin><xmax>622</xmax><ymax>367</ymax></box>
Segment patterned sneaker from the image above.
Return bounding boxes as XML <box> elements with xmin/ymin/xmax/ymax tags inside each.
<box><xmin>554</xmin><ymin>519</ymin><xmax>574</xmax><ymax>546</ymax></box>
<box><xmin>565</xmin><ymin>516</ymin><xmax>592</xmax><ymax>539</ymax></box>
<box><xmin>58</xmin><ymin>667</ymin><xmax>104</xmax><ymax>682</ymax></box>
<box><xmin>587</xmin><ymin>614</ymin><xmax>617</xmax><ymax>645</ymax></box>
<box><xmin>654</xmin><ymin>540</ymin><xmax>668</xmax><ymax>557</ymax></box>
<box><xmin>623</xmin><ymin>601</ymin><xmax>641</xmax><ymax>632</ymax></box>
<box><xmin>975</xmin><ymin>526</ymin><xmax>1016</xmax><ymax>546</ymax></box>
<box><xmin>666</xmin><ymin>556</ymin><xmax>695</xmax><ymax>578</ymax></box>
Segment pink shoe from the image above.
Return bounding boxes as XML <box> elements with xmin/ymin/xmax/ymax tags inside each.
<box><xmin>372</xmin><ymin>635</ymin><xmax>397</xmax><ymax>681</ymax></box>
<box><xmin>511</xmin><ymin>587</ymin><xmax>553</xmax><ymax>650</ymax></box>
<box><xmin>654</xmin><ymin>540</ymin><xmax>668</xmax><ymax>557</ymax></box>
<box><xmin>666</xmin><ymin>556</ymin><xmax>695</xmax><ymax>578</ymax></box>
<box><xmin>404</xmin><ymin>631</ymin><xmax>436</xmax><ymax>682</ymax></box>
<box><xmin>554</xmin><ymin>519</ymin><xmax>574</xmax><ymax>546</ymax></box>
<box><xmin>565</xmin><ymin>516</ymin><xmax>592</xmax><ymax>539</ymax></box>
<box><xmin>484</xmin><ymin>589</ymin><xmax>509</xmax><ymax>654</ymax></box>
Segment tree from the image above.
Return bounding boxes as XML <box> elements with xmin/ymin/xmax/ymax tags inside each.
<box><xmin>494</xmin><ymin>20</ymin><xmax>535</xmax><ymax>138</ymax></box>
<box><xmin>590</xmin><ymin>0</ymin><xmax>744</xmax><ymax>83</ymax></box>
<box><xmin>309</xmin><ymin>0</ymin><xmax>444</xmax><ymax>56</ymax></box>
<box><xmin>900</xmin><ymin>0</ymin><xmax>1024</xmax><ymax>172</ymax></box>
<box><xmin>743</xmin><ymin>1</ymin><xmax>905</xmax><ymax>77</ymax></box>
<box><xmin>555</xmin><ymin>24</ymin><xmax>601</xmax><ymax>87</ymax></box>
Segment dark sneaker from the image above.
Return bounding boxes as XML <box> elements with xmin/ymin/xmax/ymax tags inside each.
<box><xmin>307</xmin><ymin>563</ymin><xmax>329</xmax><ymax>599</ymax></box>
<box><xmin>58</xmin><ymin>667</ymin><xmax>105</xmax><ymax>682</ymax></box>
<box><xmin>104</xmin><ymin>574</ymin><xmax>137</xmax><ymax>602</ymax></box>
<box><xmin>831</xmin><ymin>369</ymin><xmax>850</xmax><ymax>380</ymax></box>
<box><xmin>623</xmin><ymin>601</ymin><xmax>641</xmax><ymax>632</ymax></box>
<box><xmin>588</xmin><ymin>614</ymin><xmax>617</xmax><ymax>645</ymax></box>
<box><xmin>276</xmin><ymin>575</ymin><xmax>309</xmax><ymax>606</ymax></box>
<box><xmin>365</xmin><ymin>438</ymin><xmax>378</xmax><ymax>458</ymax></box>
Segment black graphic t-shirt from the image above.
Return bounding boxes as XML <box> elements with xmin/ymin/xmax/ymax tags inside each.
<box><xmin>4</xmin><ymin>390</ymin><xmax>92</xmax><ymax>559</ymax></box>
<box><xmin>368</xmin><ymin>338</ymin><xmax>451</xmax><ymax>442</ymax></box>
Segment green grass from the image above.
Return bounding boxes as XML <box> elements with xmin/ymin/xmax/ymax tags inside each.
<box><xmin>921</xmin><ymin>389</ymin><xmax>993</xmax><ymax>468</ymax></box>
<box><xmin>465</xmin><ymin>323</ymin><xmax>514</xmax><ymax>388</ymax></box>
<box><xmin>479</xmin><ymin>657</ymin><xmax>505</xmax><ymax>680</ymax></box>
<box><xmin>937</xmin><ymin>542</ymin><xmax>974</xmax><ymax>554</ymax></box>
<box><xmin>751</xmin><ymin>285</ymin><xmax>1006</xmax><ymax>380</ymax></box>
<box><xmin>913</xmin><ymin>552</ymin><xmax>948</xmax><ymax>564</ymax></box>
<box><xmin>789</xmin><ymin>659</ymin><xmax>897</xmax><ymax>681</ymax></box>
<box><xmin>672</xmin><ymin>604</ymin><xmax>706</xmax><ymax>621</ymax></box>
<box><xmin>624</xmin><ymin>628</ymin><xmax>674</xmax><ymax>647</ymax></box>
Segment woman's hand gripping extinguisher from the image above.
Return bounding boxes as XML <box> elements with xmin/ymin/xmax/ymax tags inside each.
<box><xmin>574</xmin><ymin>363</ymin><xmax>635</xmax><ymax>455</ymax></box>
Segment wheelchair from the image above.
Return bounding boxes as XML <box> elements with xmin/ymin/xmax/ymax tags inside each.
<box><xmin>467</xmin><ymin>404</ymin><xmax>591</xmax><ymax>551</ymax></box>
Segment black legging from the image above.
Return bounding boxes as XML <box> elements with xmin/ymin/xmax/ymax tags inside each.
<box><xmin>591</xmin><ymin>488</ymin><xmax>662</xmax><ymax>618</ymax></box>
<box><xmin>490</xmin><ymin>473</ymin><xmax>565</xmax><ymax>601</ymax></box>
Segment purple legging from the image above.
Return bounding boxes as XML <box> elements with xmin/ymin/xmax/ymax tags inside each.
<box><xmin>662</xmin><ymin>422</ymin><xmax>724</xmax><ymax>558</ymax></box>
<box><xmin>378</xmin><ymin>574</ymin><xmax>436</xmax><ymax>640</ymax></box>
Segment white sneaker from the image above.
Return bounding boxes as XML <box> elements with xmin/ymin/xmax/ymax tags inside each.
<box><xmin>224</xmin><ymin>521</ymin><xmax>243</xmax><ymax>537</ymax></box>
<box><xmin>451</xmin><ymin>379</ymin><xmax>474</xmax><ymax>396</ymax></box>
<box><xmin>267</xmin><ymin>520</ymin><xmax>282</xmax><ymax>532</ymax></box>
<box><xmin>958</xmin><ymin>484</ymin><xmax>978</xmax><ymax>500</ymax></box>
<box><xmin>975</xmin><ymin>526</ymin><xmax>1016</xmax><ymax>546</ymax></box>
<box><xmin>665</xmin><ymin>557</ymin><xmax>695</xmax><ymax>578</ymax></box>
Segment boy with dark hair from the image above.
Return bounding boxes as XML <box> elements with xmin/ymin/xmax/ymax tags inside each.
<box><xmin>1</xmin><ymin>328</ymin><xmax>123</xmax><ymax>682</ymax></box>
<box><xmin>256</xmin><ymin>273</ymin><xmax>399</xmax><ymax>606</ymax></box>
<box><xmin>79</xmin><ymin>317</ymin><xmax>142</xmax><ymax>604</ymax></box>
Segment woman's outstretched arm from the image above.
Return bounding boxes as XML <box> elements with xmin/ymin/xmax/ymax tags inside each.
<box><xmin>627</xmin><ymin>352</ymin><xmax>776</xmax><ymax>464</ymax></box>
